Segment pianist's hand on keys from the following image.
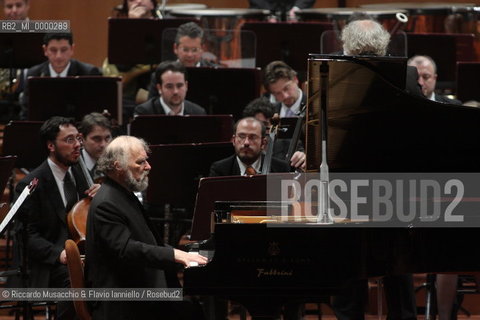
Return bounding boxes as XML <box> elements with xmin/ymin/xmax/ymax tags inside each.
<box><xmin>174</xmin><ymin>249</ymin><xmax>208</xmax><ymax>268</ymax></box>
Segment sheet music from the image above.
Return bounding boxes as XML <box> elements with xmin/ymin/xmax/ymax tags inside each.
<box><xmin>0</xmin><ymin>183</ymin><xmax>31</xmax><ymax>235</ymax></box>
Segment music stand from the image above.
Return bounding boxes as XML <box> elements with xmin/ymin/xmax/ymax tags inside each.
<box><xmin>108</xmin><ymin>18</ymin><xmax>197</xmax><ymax>65</ymax></box>
<box><xmin>2</xmin><ymin>121</ymin><xmax>44</xmax><ymax>171</ymax></box>
<box><xmin>0</xmin><ymin>156</ymin><xmax>16</xmax><ymax>193</ymax></box>
<box><xmin>0</xmin><ymin>33</ymin><xmax>45</xmax><ymax>69</ymax></box>
<box><xmin>190</xmin><ymin>175</ymin><xmax>268</xmax><ymax>240</ymax></box>
<box><xmin>27</xmin><ymin>76</ymin><xmax>122</xmax><ymax>124</ymax></box>
<box><xmin>456</xmin><ymin>62</ymin><xmax>480</xmax><ymax>103</ymax></box>
<box><xmin>406</xmin><ymin>33</ymin><xmax>476</xmax><ymax>91</ymax></box>
<box><xmin>130</xmin><ymin>115</ymin><xmax>233</xmax><ymax>144</ymax></box>
<box><xmin>241</xmin><ymin>22</ymin><xmax>334</xmax><ymax>81</ymax></box>
<box><xmin>146</xmin><ymin>142</ymin><xmax>234</xmax><ymax>244</ymax></box>
<box><xmin>185</xmin><ymin>67</ymin><xmax>262</xmax><ymax>120</ymax></box>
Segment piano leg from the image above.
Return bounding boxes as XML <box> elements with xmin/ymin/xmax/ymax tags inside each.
<box><xmin>424</xmin><ymin>274</ymin><xmax>437</xmax><ymax>320</ymax></box>
<box><xmin>236</xmin><ymin>297</ymin><xmax>283</xmax><ymax>320</ymax></box>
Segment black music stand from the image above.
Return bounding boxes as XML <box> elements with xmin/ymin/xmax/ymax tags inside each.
<box><xmin>406</xmin><ymin>33</ymin><xmax>476</xmax><ymax>91</ymax></box>
<box><xmin>456</xmin><ymin>62</ymin><xmax>480</xmax><ymax>103</ymax></box>
<box><xmin>185</xmin><ymin>67</ymin><xmax>262</xmax><ymax>120</ymax></box>
<box><xmin>0</xmin><ymin>156</ymin><xmax>16</xmax><ymax>194</ymax></box>
<box><xmin>108</xmin><ymin>18</ymin><xmax>197</xmax><ymax>65</ymax></box>
<box><xmin>0</xmin><ymin>33</ymin><xmax>46</xmax><ymax>122</ymax></box>
<box><xmin>2</xmin><ymin>121</ymin><xmax>44</xmax><ymax>171</ymax></box>
<box><xmin>190</xmin><ymin>175</ymin><xmax>268</xmax><ymax>241</ymax></box>
<box><xmin>145</xmin><ymin>142</ymin><xmax>234</xmax><ymax>244</ymax></box>
<box><xmin>0</xmin><ymin>155</ymin><xmax>36</xmax><ymax>319</ymax></box>
<box><xmin>27</xmin><ymin>76</ymin><xmax>122</xmax><ymax>124</ymax></box>
<box><xmin>241</xmin><ymin>22</ymin><xmax>334</xmax><ymax>81</ymax></box>
<box><xmin>0</xmin><ymin>33</ymin><xmax>45</xmax><ymax>69</ymax></box>
<box><xmin>130</xmin><ymin>115</ymin><xmax>233</xmax><ymax>144</ymax></box>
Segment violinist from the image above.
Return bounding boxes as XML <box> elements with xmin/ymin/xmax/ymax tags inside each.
<box><xmin>15</xmin><ymin>116</ymin><xmax>100</xmax><ymax>319</ymax></box>
<box><xmin>242</xmin><ymin>97</ymin><xmax>306</xmax><ymax>170</ymax></box>
<box><xmin>78</xmin><ymin>112</ymin><xmax>113</xmax><ymax>181</ymax></box>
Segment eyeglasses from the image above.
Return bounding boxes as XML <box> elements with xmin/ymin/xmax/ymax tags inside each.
<box><xmin>235</xmin><ymin>133</ymin><xmax>261</xmax><ymax>142</ymax></box>
<box><xmin>177</xmin><ymin>46</ymin><xmax>201</xmax><ymax>54</ymax></box>
<box><xmin>59</xmin><ymin>135</ymin><xmax>83</xmax><ymax>145</ymax></box>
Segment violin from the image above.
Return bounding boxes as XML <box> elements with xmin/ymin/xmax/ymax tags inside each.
<box><xmin>67</xmin><ymin>153</ymin><xmax>94</xmax><ymax>252</ymax></box>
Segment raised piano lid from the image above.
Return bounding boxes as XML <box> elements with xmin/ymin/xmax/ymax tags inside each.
<box><xmin>305</xmin><ymin>54</ymin><xmax>480</xmax><ymax>173</ymax></box>
<box><xmin>191</xmin><ymin>173</ymin><xmax>297</xmax><ymax>241</ymax></box>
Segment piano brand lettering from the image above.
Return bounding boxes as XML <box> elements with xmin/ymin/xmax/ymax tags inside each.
<box><xmin>279</xmin><ymin>176</ymin><xmax>465</xmax><ymax>224</ymax></box>
<box><xmin>257</xmin><ymin>268</ymin><xmax>293</xmax><ymax>278</ymax></box>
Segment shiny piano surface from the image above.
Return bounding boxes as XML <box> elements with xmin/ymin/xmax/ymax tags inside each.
<box><xmin>184</xmin><ymin>55</ymin><xmax>480</xmax><ymax>318</ymax></box>
<box><xmin>306</xmin><ymin>54</ymin><xmax>480</xmax><ymax>172</ymax></box>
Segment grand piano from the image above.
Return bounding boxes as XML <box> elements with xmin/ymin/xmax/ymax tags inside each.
<box><xmin>183</xmin><ymin>55</ymin><xmax>480</xmax><ymax>319</ymax></box>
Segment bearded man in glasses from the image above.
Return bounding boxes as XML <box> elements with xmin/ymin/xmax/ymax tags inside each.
<box><xmin>13</xmin><ymin>116</ymin><xmax>99</xmax><ymax>319</ymax></box>
<box><xmin>209</xmin><ymin>117</ymin><xmax>291</xmax><ymax>176</ymax></box>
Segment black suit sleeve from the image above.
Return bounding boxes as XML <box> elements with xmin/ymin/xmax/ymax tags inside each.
<box><xmin>209</xmin><ymin>162</ymin><xmax>221</xmax><ymax>177</ymax></box>
<box><xmin>406</xmin><ymin>66</ymin><xmax>423</xmax><ymax>97</ymax></box>
<box><xmin>147</xmin><ymin>73</ymin><xmax>159</xmax><ymax>99</ymax></box>
<box><xmin>134</xmin><ymin>100</ymin><xmax>153</xmax><ymax>116</ymax></box>
<box><xmin>93</xmin><ymin>200</ymin><xmax>175</xmax><ymax>268</ymax></box>
<box><xmin>88</xmin><ymin>66</ymin><xmax>102</xmax><ymax>76</ymax></box>
<box><xmin>15</xmin><ymin>179</ymin><xmax>63</xmax><ymax>265</ymax></box>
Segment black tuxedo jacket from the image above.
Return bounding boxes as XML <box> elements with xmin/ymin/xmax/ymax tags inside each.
<box><xmin>86</xmin><ymin>178</ymin><xmax>179</xmax><ymax>320</ymax></box>
<box><xmin>15</xmin><ymin>160</ymin><xmax>89</xmax><ymax>287</ymax></box>
<box><xmin>209</xmin><ymin>154</ymin><xmax>291</xmax><ymax>177</ymax></box>
<box><xmin>20</xmin><ymin>59</ymin><xmax>101</xmax><ymax>119</ymax></box>
<box><xmin>26</xmin><ymin>59</ymin><xmax>101</xmax><ymax>78</ymax></box>
<box><xmin>274</xmin><ymin>92</ymin><xmax>307</xmax><ymax>115</ymax></box>
<box><xmin>134</xmin><ymin>97</ymin><xmax>206</xmax><ymax>116</ymax></box>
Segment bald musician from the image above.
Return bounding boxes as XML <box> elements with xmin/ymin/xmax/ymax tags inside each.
<box><xmin>85</xmin><ymin>136</ymin><xmax>207</xmax><ymax>320</ymax></box>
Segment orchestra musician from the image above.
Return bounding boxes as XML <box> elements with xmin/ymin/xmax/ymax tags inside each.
<box><xmin>3</xmin><ymin>0</ymin><xmax>29</xmax><ymax>20</ymax></box>
<box><xmin>147</xmin><ymin>22</ymin><xmax>219</xmax><ymax>99</ymax></box>
<box><xmin>263</xmin><ymin>60</ymin><xmax>306</xmax><ymax>118</ymax></box>
<box><xmin>331</xmin><ymin>17</ymin><xmax>419</xmax><ymax>320</ymax></box>
<box><xmin>209</xmin><ymin>117</ymin><xmax>291</xmax><ymax>176</ymax></box>
<box><xmin>134</xmin><ymin>61</ymin><xmax>206</xmax><ymax>116</ymax></box>
<box><xmin>19</xmin><ymin>32</ymin><xmax>102</xmax><ymax>119</ymax></box>
<box><xmin>408</xmin><ymin>55</ymin><xmax>462</xmax><ymax>320</ymax></box>
<box><xmin>242</xmin><ymin>97</ymin><xmax>306</xmax><ymax>170</ymax></box>
<box><xmin>78</xmin><ymin>112</ymin><xmax>113</xmax><ymax>181</ymax></box>
<box><xmin>118</xmin><ymin>0</ymin><xmax>158</xmax><ymax>19</ymax></box>
<box><xmin>407</xmin><ymin>55</ymin><xmax>462</xmax><ymax>105</ymax></box>
<box><xmin>85</xmin><ymin>135</ymin><xmax>207</xmax><ymax>320</ymax></box>
<box><xmin>14</xmin><ymin>117</ymin><xmax>100</xmax><ymax>319</ymax></box>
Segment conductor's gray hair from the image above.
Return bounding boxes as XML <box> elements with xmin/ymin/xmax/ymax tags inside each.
<box><xmin>341</xmin><ymin>19</ymin><xmax>391</xmax><ymax>56</ymax></box>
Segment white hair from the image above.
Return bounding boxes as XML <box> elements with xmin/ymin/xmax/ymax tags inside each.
<box><xmin>341</xmin><ymin>20</ymin><xmax>391</xmax><ymax>56</ymax></box>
